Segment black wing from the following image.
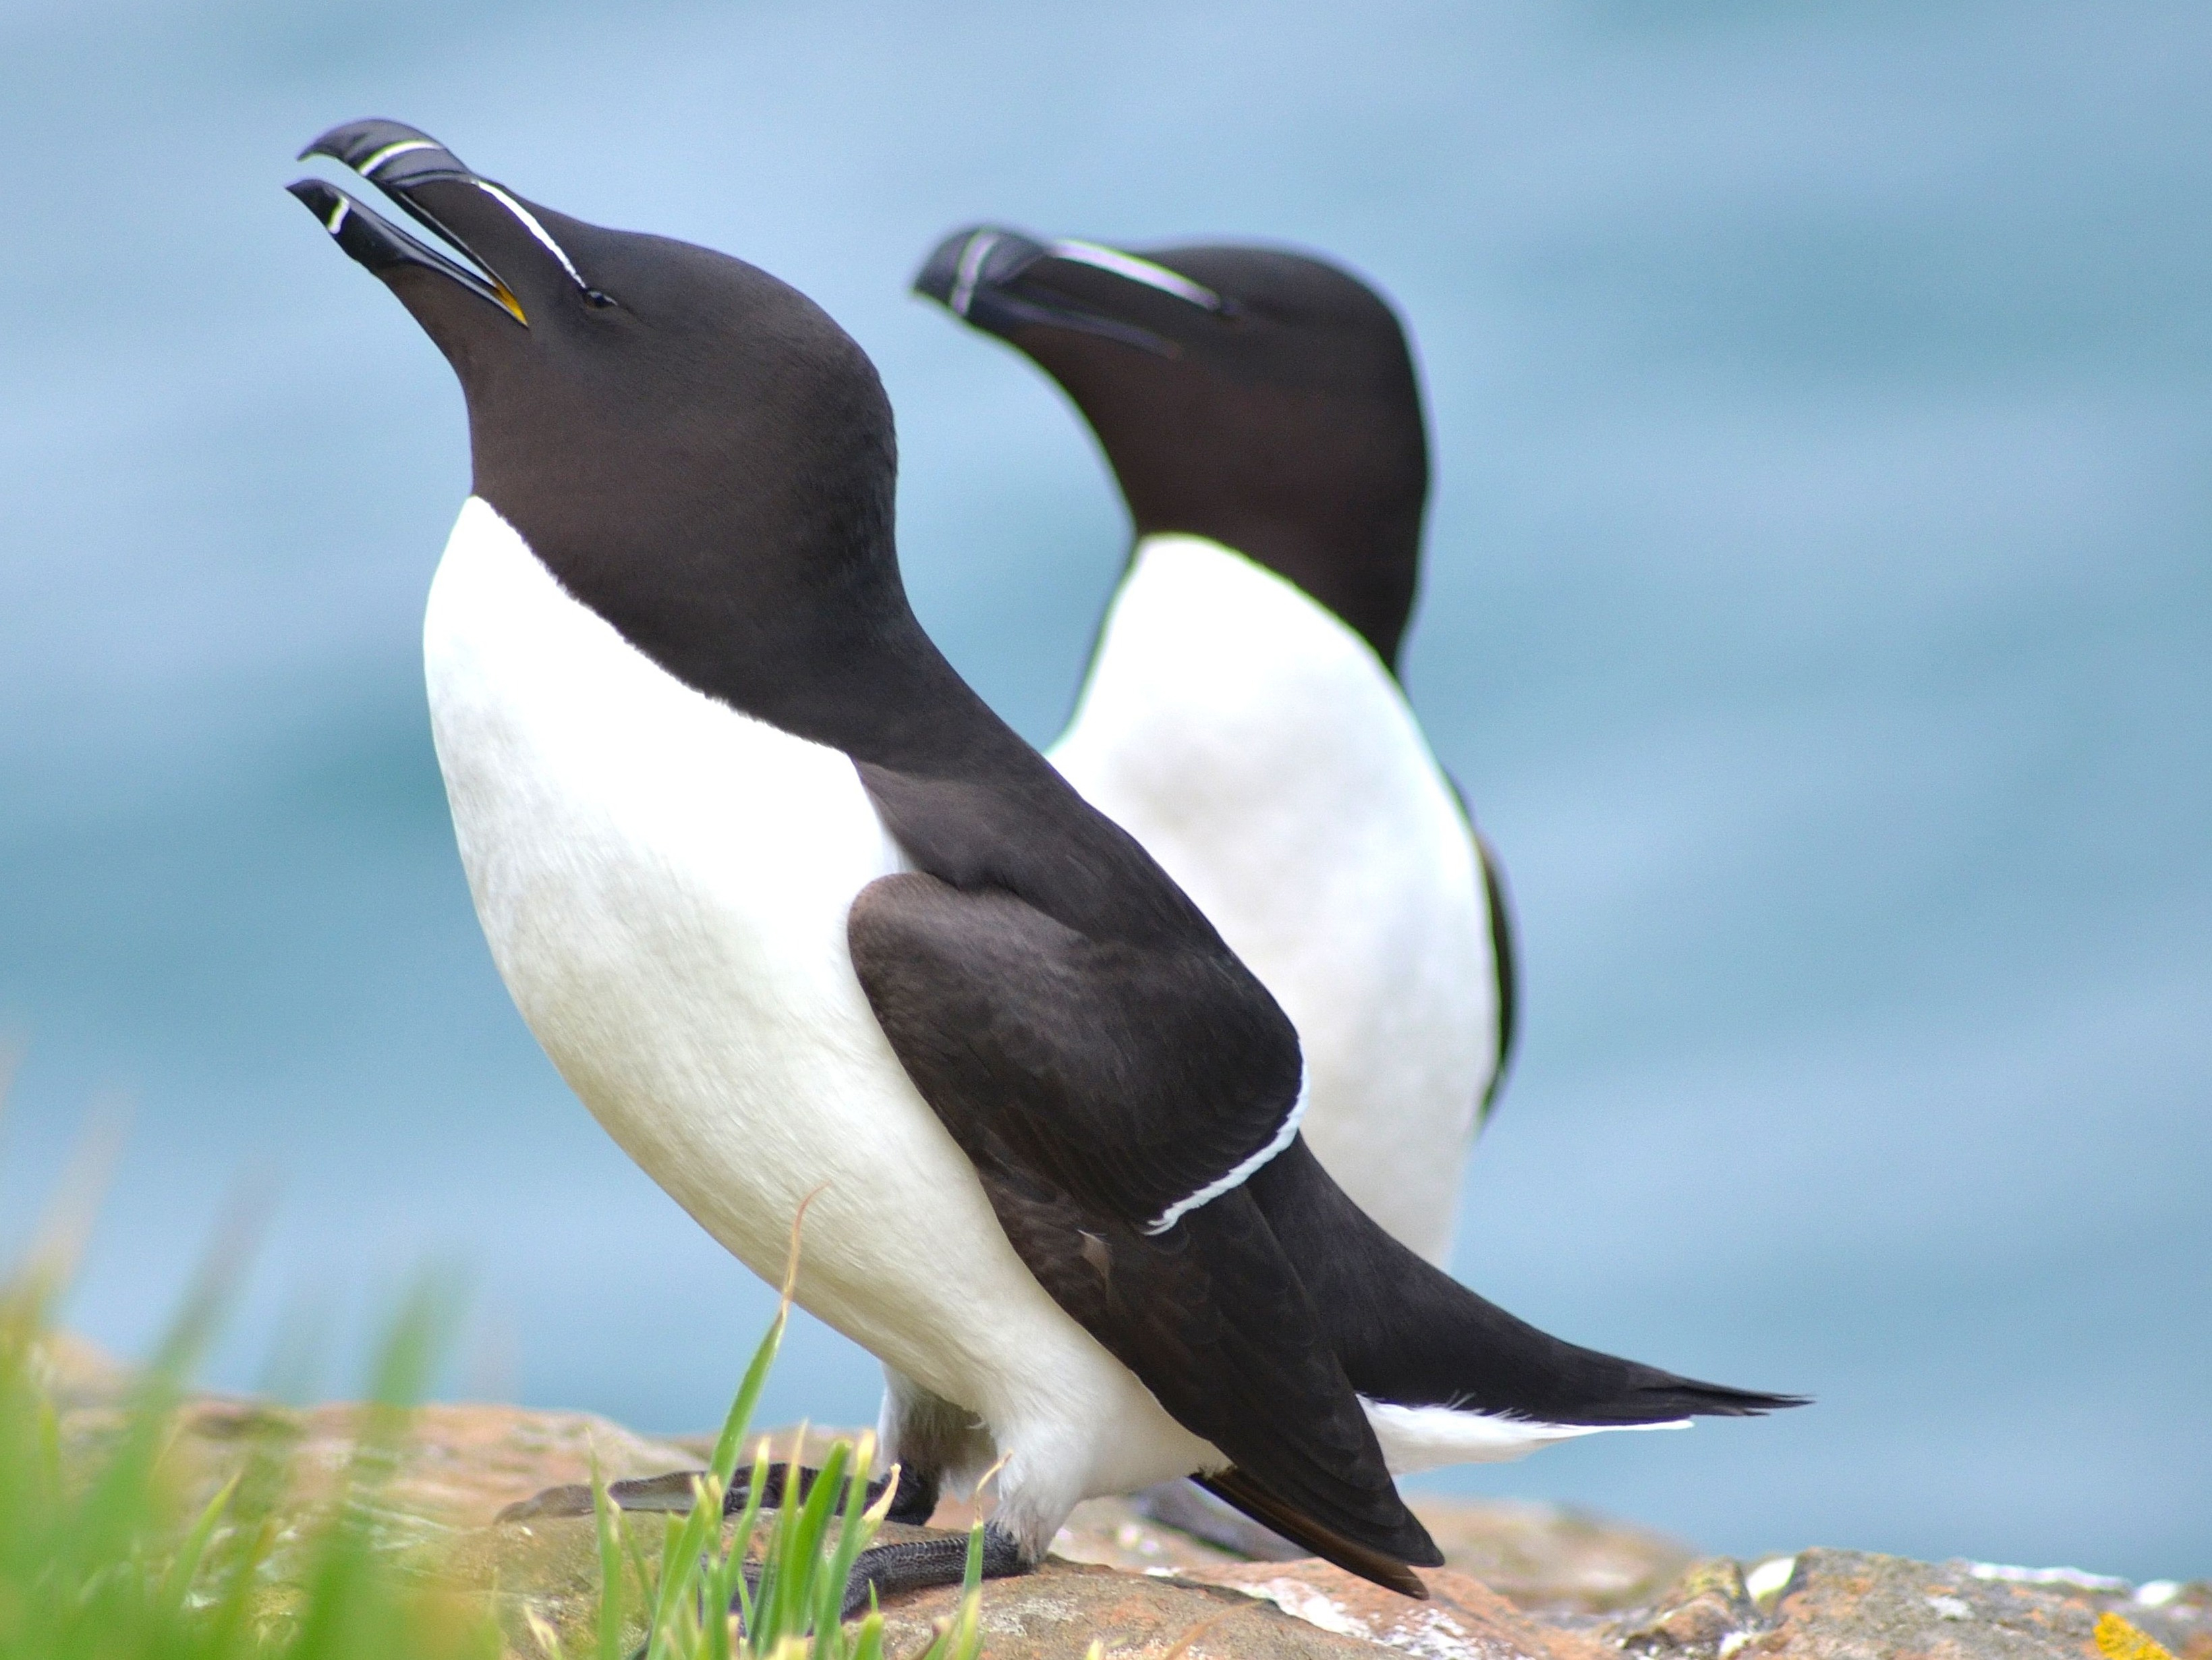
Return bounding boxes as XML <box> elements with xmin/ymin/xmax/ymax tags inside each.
<box><xmin>1441</xmin><ymin>769</ymin><xmax>1518</xmax><ymax>1131</ymax></box>
<box><xmin>847</xmin><ymin>868</ymin><xmax>1439</xmax><ymax>1581</ymax></box>
<box><xmin>853</xmin><ymin>760</ymin><xmax>1311</xmax><ymax>1231</ymax></box>
<box><xmin>1473</xmin><ymin>825</ymin><xmax>1518</xmax><ymax>1128</ymax></box>
<box><xmin>847</xmin><ymin>873</ymin><xmax>1299</xmax><ymax>1229</ymax></box>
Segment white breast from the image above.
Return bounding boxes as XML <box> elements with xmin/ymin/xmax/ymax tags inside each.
<box><xmin>1051</xmin><ymin>535</ymin><xmax>1496</xmax><ymax>1267</ymax></box>
<box><xmin>421</xmin><ymin>498</ymin><xmax>1214</xmax><ymax>1540</ymax></box>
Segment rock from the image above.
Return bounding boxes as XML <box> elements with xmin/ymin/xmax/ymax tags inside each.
<box><xmin>1409</xmin><ymin>1499</ymin><xmax>1695</xmax><ymax>1618</ymax></box>
<box><xmin>1137</xmin><ymin>1480</ymin><xmax>1310</xmax><ymax>1561</ymax></box>
<box><xmin>870</xmin><ymin>1553</ymin><xmax>1440</xmax><ymax>1660</ymax></box>
<box><xmin>50</xmin><ymin>1379</ymin><xmax>704</xmax><ymax>1651</ymax></box>
<box><xmin>29</xmin><ymin>1328</ymin><xmax>130</xmax><ymax>1407</ymax></box>
<box><xmin>65</xmin><ymin>1394</ymin><xmax>700</xmax><ymax>1542</ymax></box>
<box><xmin>1599</xmin><ymin>1549</ymin><xmax>2212</xmax><ymax>1660</ymax></box>
<box><xmin>1608</xmin><ymin>1557</ymin><xmax>1758</xmax><ymax>1655</ymax></box>
<box><xmin>448</xmin><ymin>1510</ymin><xmax>1410</xmax><ymax>1660</ymax></box>
<box><xmin>34</xmin><ymin>1359</ymin><xmax>2209</xmax><ymax>1660</ymax></box>
<box><xmin>452</xmin><ymin>1476</ymin><xmax>1612</xmax><ymax>1660</ymax></box>
<box><xmin>1005</xmin><ymin>1483</ymin><xmax>1693</xmax><ymax>1611</ymax></box>
<box><xmin>1185</xmin><ymin>1559</ymin><xmax>1610</xmax><ymax>1660</ymax></box>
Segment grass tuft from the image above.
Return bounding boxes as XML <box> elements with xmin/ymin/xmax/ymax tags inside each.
<box><xmin>2</xmin><ymin>1178</ymin><xmax>988</xmax><ymax>1660</ymax></box>
<box><xmin>608</xmin><ymin>1194</ymin><xmax>986</xmax><ymax>1660</ymax></box>
<box><xmin>0</xmin><ymin>1241</ymin><xmax>501</xmax><ymax>1660</ymax></box>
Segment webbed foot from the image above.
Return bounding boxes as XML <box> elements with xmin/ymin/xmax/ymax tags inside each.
<box><xmin>831</xmin><ymin>1522</ymin><xmax>1027</xmax><ymax>1620</ymax></box>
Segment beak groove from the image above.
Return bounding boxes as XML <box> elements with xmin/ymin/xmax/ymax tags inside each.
<box><xmin>300</xmin><ymin>118</ymin><xmax>478</xmax><ymax>189</ymax></box>
<box><xmin>913</xmin><ymin>224</ymin><xmax>1228</xmax><ymax>356</ymax></box>
<box><xmin>1042</xmin><ymin>239</ymin><xmax>1232</xmax><ymax>316</ymax></box>
<box><xmin>285</xmin><ymin>178</ymin><xmax>528</xmax><ymax>326</ymax></box>
<box><xmin>290</xmin><ymin>119</ymin><xmax>558</xmax><ymax>326</ymax></box>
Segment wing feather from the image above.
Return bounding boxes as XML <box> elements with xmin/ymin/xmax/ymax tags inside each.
<box><xmin>847</xmin><ymin>870</ymin><xmax>1437</xmax><ymax>1572</ymax></box>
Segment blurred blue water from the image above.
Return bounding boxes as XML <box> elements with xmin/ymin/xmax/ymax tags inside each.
<box><xmin>2</xmin><ymin>0</ymin><xmax>2205</xmax><ymax>1579</ymax></box>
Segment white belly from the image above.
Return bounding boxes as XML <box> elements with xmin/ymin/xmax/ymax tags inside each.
<box><xmin>1052</xmin><ymin>535</ymin><xmax>1496</xmax><ymax>1267</ymax></box>
<box><xmin>421</xmin><ymin>498</ymin><xmax>1214</xmax><ymax>1538</ymax></box>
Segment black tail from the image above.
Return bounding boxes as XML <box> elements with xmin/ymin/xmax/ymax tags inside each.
<box><xmin>1247</xmin><ymin>1139</ymin><xmax>1809</xmax><ymax>1424</ymax></box>
<box><xmin>1193</xmin><ymin>1468</ymin><xmax>1431</xmax><ymax>1599</ymax></box>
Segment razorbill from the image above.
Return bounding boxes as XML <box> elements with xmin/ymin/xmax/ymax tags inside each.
<box><xmin>289</xmin><ymin>122</ymin><xmax>1801</xmax><ymax>1611</ymax></box>
<box><xmin>915</xmin><ymin>228</ymin><xmax>1512</xmax><ymax>1268</ymax></box>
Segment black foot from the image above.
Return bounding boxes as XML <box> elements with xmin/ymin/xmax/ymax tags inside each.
<box><xmin>834</xmin><ymin>1522</ymin><xmax>1027</xmax><ymax>1619</ymax></box>
<box><xmin>880</xmin><ymin>1461</ymin><xmax>941</xmax><ymax>1525</ymax></box>
<box><xmin>497</xmin><ymin>1460</ymin><xmax>940</xmax><ymax>1526</ymax></box>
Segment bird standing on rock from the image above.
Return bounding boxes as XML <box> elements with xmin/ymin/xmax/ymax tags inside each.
<box><xmin>915</xmin><ymin>227</ymin><xmax>1512</xmax><ymax>1270</ymax></box>
<box><xmin>289</xmin><ymin>122</ymin><xmax>1803</xmax><ymax>1614</ymax></box>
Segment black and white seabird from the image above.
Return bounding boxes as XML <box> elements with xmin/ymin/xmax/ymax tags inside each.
<box><xmin>289</xmin><ymin>124</ymin><xmax>1801</xmax><ymax>1611</ymax></box>
<box><xmin>915</xmin><ymin>228</ymin><xmax>1512</xmax><ymax>1268</ymax></box>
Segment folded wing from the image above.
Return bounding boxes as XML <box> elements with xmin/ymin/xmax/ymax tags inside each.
<box><xmin>847</xmin><ymin>864</ymin><xmax>1439</xmax><ymax>1584</ymax></box>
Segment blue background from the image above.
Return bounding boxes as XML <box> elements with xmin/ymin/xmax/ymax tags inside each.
<box><xmin>3</xmin><ymin>0</ymin><xmax>2205</xmax><ymax>1580</ymax></box>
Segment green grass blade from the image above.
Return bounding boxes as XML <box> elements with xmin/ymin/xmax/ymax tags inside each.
<box><xmin>643</xmin><ymin>1507</ymin><xmax>691</xmax><ymax>1660</ymax></box>
<box><xmin>706</xmin><ymin>1299</ymin><xmax>789</xmax><ymax>1494</ymax></box>
<box><xmin>191</xmin><ymin>1510</ymin><xmax>281</xmax><ymax>1660</ymax></box>
<box><xmin>785</xmin><ymin>1434</ymin><xmax>849</xmax><ymax>1622</ymax></box>
<box><xmin>617</xmin><ymin>1502</ymin><xmax>662</xmax><ymax>1659</ymax></box>
<box><xmin>847</xmin><ymin>1599</ymin><xmax>885</xmax><ymax>1660</ymax></box>
<box><xmin>751</xmin><ymin>1429</ymin><xmax>810</xmax><ymax>1650</ymax></box>
<box><xmin>725</xmin><ymin>1437</ymin><xmax>771</xmax><ymax>1641</ymax></box>
<box><xmin>154</xmin><ymin>1470</ymin><xmax>237</xmax><ymax>1618</ymax></box>
<box><xmin>702</xmin><ymin>1447</ymin><xmax>769</xmax><ymax>1660</ymax></box>
<box><xmin>1</xmin><ymin>1156</ymin><xmax>541</xmax><ymax>1660</ymax></box>
<box><xmin>918</xmin><ymin>1522</ymin><xmax>988</xmax><ymax>1660</ymax></box>
<box><xmin>34</xmin><ymin>1382</ymin><xmax>63</xmax><ymax>1507</ymax></box>
<box><xmin>592</xmin><ymin>1455</ymin><xmax>628</xmax><ymax>1660</ymax></box>
<box><xmin>812</xmin><ymin>1435</ymin><xmax>882</xmax><ymax>1643</ymax></box>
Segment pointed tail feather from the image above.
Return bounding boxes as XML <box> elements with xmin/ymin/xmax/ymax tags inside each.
<box><xmin>1608</xmin><ymin>1376</ymin><xmax>1810</xmax><ymax>1422</ymax></box>
<box><xmin>1195</xmin><ymin>1468</ymin><xmax>1435</xmax><ymax>1598</ymax></box>
<box><xmin>1248</xmin><ymin>1140</ymin><xmax>1810</xmax><ymax>1427</ymax></box>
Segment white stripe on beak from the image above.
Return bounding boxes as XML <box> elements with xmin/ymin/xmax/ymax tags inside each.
<box><xmin>950</xmin><ymin>230</ymin><xmax>1002</xmax><ymax>319</ymax></box>
<box><xmin>470</xmin><ymin>179</ymin><xmax>592</xmax><ymax>294</ymax></box>
<box><xmin>1048</xmin><ymin>240</ymin><xmax>1226</xmax><ymax>312</ymax></box>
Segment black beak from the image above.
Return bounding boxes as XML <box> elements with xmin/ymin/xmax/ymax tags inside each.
<box><xmin>913</xmin><ymin>225</ymin><xmax>1048</xmax><ymax>317</ymax></box>
<box><xmin>285</xmin><ymin>176</ymin><xmax>527</xmax><ymax>325</ymax></box>
<box><xmin>914</xmin><ymin>224</ymin><xmax>1228</xmax><ymax>356</ymax></box>
<box><xmin>302</xmin><ymin>117</ymin><xmax>481</xmax><ymax>189</ymax></box>
<box><xmin>287</xmin><ymin>119</ymin><xmax>606</xmax><ymax>329</ymax></box>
